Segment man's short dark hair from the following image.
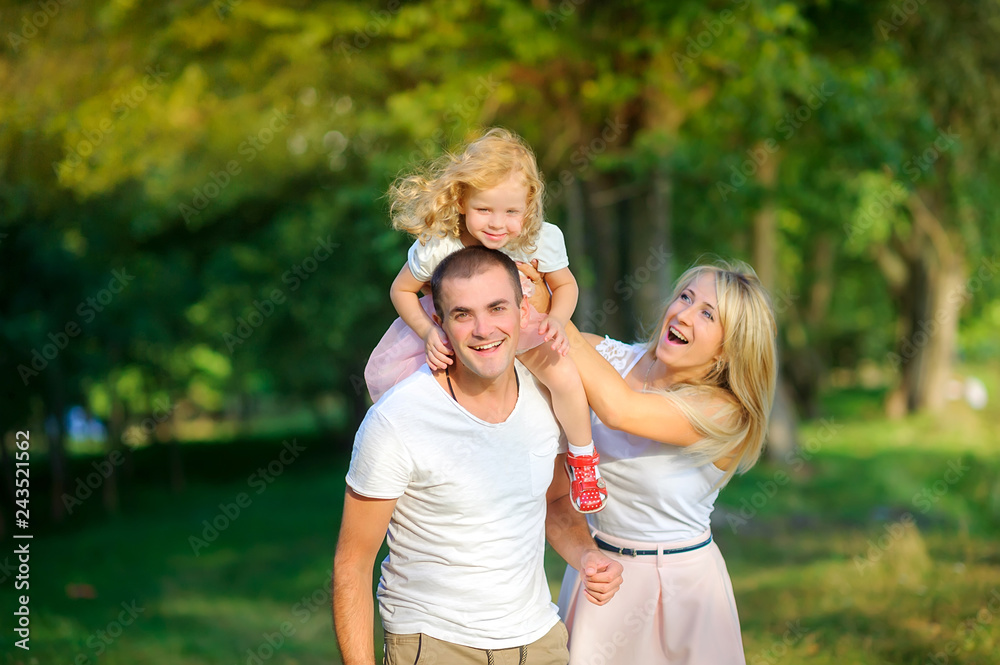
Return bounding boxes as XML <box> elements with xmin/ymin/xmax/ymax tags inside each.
<box><xmin>430</xmin><ymin>247</ymin><xmax>523</xmax><ymax>318</ymax></box>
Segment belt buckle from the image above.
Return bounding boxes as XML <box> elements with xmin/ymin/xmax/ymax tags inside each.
<box><xmin>618</xmin><ymin>546</ymin><xmax>636</xmax><ymax>557</ymax></box>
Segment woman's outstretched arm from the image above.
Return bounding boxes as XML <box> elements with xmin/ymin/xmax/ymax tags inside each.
<box><xmin>565</xmin><ymin>322</ymin><xmax>705</xmax><ymax>446</ymax></box>
<box><xmin>519</xmin><ymin>259</ymin><xmax>711</xmax><ymax>447</ymax></box>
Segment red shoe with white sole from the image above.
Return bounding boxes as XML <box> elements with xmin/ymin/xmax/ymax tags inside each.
<box><xmin>565</xmin><ymin>451</ymin><xmax>608</xmax><ymax>514</ymax></box>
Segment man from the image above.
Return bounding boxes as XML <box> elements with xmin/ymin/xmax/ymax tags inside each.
<box><xmin>333</xmin><ymin>247</ymin><xmax>623</xmax><ymax>665</ymax></box>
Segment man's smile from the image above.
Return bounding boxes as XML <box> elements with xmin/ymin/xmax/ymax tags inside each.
<box><xmin>470</xmin><ymin>339</ymin><xmax>504</xmax><ymax>352</ymax></box>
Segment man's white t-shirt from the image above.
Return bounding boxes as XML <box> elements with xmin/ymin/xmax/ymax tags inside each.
<box><xmin>346</xmin><ymin>362</ymin><xmax>565</xmax><ymax>649</ymax></box>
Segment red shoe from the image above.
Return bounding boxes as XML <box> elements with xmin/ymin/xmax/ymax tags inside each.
<box><xmin>565</xmin><ymin>451</ymin><xmax>608</xmax><ymax>514</ymax></box>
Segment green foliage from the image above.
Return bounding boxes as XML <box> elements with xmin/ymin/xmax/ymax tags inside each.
<box><xmin>1</xmin><ymin>0</ymin><xmax>998</xmax><ymax>432</ymax></box>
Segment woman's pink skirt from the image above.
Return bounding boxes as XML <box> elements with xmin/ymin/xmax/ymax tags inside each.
<box><xmin>558</xmin><ymin>529</ymin><xmax>746</xmax><ymax>665</ymax></box>
<box><xmin>365</xmin><ymin>276</ymin><xmax>547</xmax><ymax>403</ymax></box>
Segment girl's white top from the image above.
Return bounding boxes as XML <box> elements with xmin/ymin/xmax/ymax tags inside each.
<box><xmin>588</xmin><ymin>337</ymin><xmax>726</xmax><ymax>543</ymax></box>
<box><xmin>407</xmin><ymin>222</ymin><xmax>569</xmax><ymax>282</ymax></box>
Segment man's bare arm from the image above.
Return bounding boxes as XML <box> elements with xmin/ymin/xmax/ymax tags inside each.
<box><xmin>544</xmin><ymin>454</ymin><xmax>623</xmax><ymax>605</ymax></box>
<box><xmin>333</xmin><ymin>489</ymin><xmax>397</xmax><ymax>665</ymax></box>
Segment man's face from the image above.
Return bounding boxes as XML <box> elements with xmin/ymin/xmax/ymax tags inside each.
<box><xmin>434</xmin><ymin>264</ymin><xmax>527</xmax><ymax>383</ymax></box>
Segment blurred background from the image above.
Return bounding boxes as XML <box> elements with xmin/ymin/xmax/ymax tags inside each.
<box><xmin>1</xmin><ymin>1</ymin><xmax>999</xmax><ymax>663</ymax></box>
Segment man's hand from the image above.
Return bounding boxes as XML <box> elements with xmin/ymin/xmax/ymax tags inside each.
<box><xmin>545</xmin><ymin>454</ymin><xmax>624</xmax><ymax>607</ymax></box>
<box><xmin>578</xmin><ymin>549</ymin><xmax>624</xmax><ymax>605</ymax></box>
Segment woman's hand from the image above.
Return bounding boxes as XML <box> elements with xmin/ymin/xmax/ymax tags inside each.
<box><xmin>423</xmin><ymin>324</ymin><xmax>453</xmax><ymax>370</ymax></box>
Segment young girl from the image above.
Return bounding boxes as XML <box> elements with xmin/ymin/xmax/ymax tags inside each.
<box><xmin>364</xmin><ymin>128</ymin><xmax>607</xmax><ymax>513</ymax></box>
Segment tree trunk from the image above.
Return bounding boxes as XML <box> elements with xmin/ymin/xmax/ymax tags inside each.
<box><xmin>917</xmin><ymin>260</ymin><xmax>964</xmax><ymax>410</ymax></box>
<box><xmin>890</xmin><ymin>252</ymin><xmax>965</xmax><ymax>412</ymax></box>
<box><xmin>565</xmin><ymin>176</ymin><xmax>595</xmax><ymax>326</ymax></box>
<box><xmin>169</xmin><ymin>436</ymin><xmax>186</xmax><ymax>493</ymax></box>
<box><xmin>748</xmin><ymin>143</ymin><xmax>799</xmax><ymax>461</ymax></box>
<box><xmin>584</xmin><ymin>174</ymin><xmax>626</xmax><ymax>340</ymax></box>
<box><xmin>46</xmin><ymin>361</ymin><xmax>68</xmax><ymax>522</ymax></box>
<box><xmin>767</xmin><ymin>381</ymin><xmax>799</xmax><ymax>463</ymax></box>
<box><xmin>102</xmin><ymin>367</ymin><xmax>125</xmax><ymax>515</ymax></box>
<box><xmin>886</xmin><ymin>191</ymin><xmax>965</xmax><ymax>414</ymax></box>
<box><xmin>631</xmin><ymin>167</ymin><xmax>673</xmax><ymax>337</ymax></box>
<box><xmin>751</xmin><ymin>165</ymin><xmax>777</xmax><ymax>296</ymax></box>
<box><xmin>785</xmin><ymin>233</ymin><xmax>835</xmax><ymax>418</ymax></box>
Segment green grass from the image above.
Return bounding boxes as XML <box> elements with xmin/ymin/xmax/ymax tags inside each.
<box><xmin>713</xmin><ymin>386</ymin><xmax>1000</xmax><ymax>665</ymax></box>
<box><xmin>4</xmin><ymin>390</ymin><xmax>1000</xmax><ymax>665</ymax></box>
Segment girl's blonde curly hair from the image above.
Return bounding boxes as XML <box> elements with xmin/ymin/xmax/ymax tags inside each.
<box><xmin>388</xmin><ymin>128</ymin><xmax>545</xmax><ymax>253</ymax></box>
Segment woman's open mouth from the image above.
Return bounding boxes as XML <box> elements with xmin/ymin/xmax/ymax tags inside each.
<box><xmin>667</xmin><ymin>326</ymin><xmax>689</xmax><ymax>345</ymax></box>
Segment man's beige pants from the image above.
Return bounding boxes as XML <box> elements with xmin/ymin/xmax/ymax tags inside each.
<box><xmin>384</xmin><ymin>620</ymin><xmax>569</xmax><ymax>665</ymax></box>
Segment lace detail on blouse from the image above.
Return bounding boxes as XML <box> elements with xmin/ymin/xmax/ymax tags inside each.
<box><xmin>595</xmin><ymin>336</ymin><xmax>636</xmax><ymax>374</ymax></box>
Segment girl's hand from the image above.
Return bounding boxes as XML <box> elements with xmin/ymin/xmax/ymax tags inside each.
<box><xmin>516</xmin><ymin>260</ymin><xmax>551</xmax><ymax>314</ymax></box>
<box><xmin>423</xmin><ymin>325</ymin><xmax>453</xmax><ymax>370</ymax></box>
<box><xmin>537</xmin><ymin>315</ymin><xmax>569</xmax><ymax>356</ymax></box>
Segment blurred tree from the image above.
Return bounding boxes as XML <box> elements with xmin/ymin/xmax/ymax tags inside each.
<box><xmin>817</xmin><ymin>0</ymin><xmax>1000</xmax><ymax>414</ymax></box>
<box><xmin>2</xmin><ymin>0</ymin><xmax>999</xmax><ymax>530</ymax></box>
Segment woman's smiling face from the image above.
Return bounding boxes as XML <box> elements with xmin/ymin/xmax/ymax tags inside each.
<box><xmin>655</xmin><ymin>272</ymin><xmax>724</xmax><ymax>383</ymax></box>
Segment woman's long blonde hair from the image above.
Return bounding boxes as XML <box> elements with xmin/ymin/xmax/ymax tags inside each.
<box><xmin>388</xmin><ymin>128</ymin><xmax>545</xmax><ymax>253</ymax></box>
<box><xmin>645</xmin><ymin>260</ymin><xmax>777</xmax><ymax>487</ymax></box>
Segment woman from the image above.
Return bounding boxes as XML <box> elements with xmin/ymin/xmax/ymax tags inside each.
<box><xmin>528</xmin><ymin>260</ymin><xmax>776</xmax><ymax>664</ymax></box>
